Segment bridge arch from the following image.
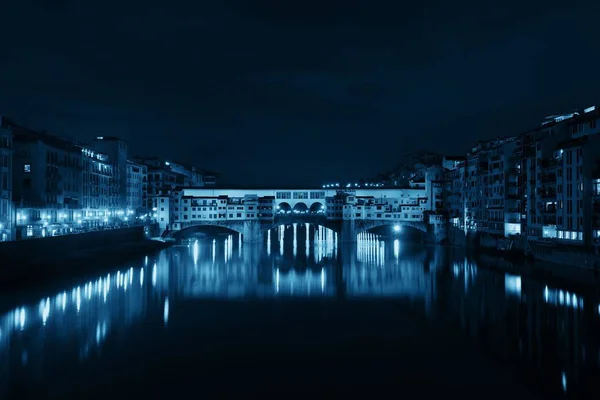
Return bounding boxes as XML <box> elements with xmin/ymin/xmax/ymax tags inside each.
<box><xmin>270</xmin><ymin>215</ymin><xmax>341</xmax><ymax>233</ymax></box>
<box><xmin>309</xmin><ymin>202</ymin><xmax>324</xmax><ymax>214</ymax></box>
<box><xmin>170</xmin><ymin>222</ymin><xmax>245</xmax><ymax>239</ymax></box>
<box><xmin>293</xmin><ymin>202</ymin><xmax>308</xmax><ymax>213</ymax></box>
<box><xmin>277</xmin><ymin>202</ymin><xmax>292</xmax><ymax>214</ymax></box>
<box><xmin>354</xmin><ymin>220</ymin><xmax>428</xmax><ymax>235</ymax></box>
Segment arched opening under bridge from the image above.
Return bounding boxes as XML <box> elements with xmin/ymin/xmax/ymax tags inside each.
<box><xmin>277</xmin><ymin>202</ymin><xmax>292</xmax><ymax>214</ymax></box>
<box><xmin>356</xmin><ymin>221</ymin><xmax>428</xmax><ymax>243</ymax></box>
<box><xmin>173</xmin><ymin>224</ymin><xmax>243</xmax><ymax>241</ymax></box>
<box><xmin>309</xmin><ymin>202</ymin><xmax>324</xmax><ymax>214</ymax></box>
<box><xmin>292</xmin><ymin>202</ymin><xmax>308</xmax><ymax>214</ymax></box>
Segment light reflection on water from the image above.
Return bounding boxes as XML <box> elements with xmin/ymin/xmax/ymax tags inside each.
<box><xmin>0</xmin><ymin>224</ymin><xmax>600</xmax><ymax>397</ymax></box>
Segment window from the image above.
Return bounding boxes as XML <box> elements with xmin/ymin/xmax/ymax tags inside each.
<box><xmin>24</xmin><ymin>164</ymin><xmax>31</xmax><ymax>173</ymax></box>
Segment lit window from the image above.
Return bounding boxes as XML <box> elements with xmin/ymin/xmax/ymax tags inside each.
<box><xmin>24</xmin><ymin>164</ymin><xmax>31</xmax><ymax>173</ymax></box>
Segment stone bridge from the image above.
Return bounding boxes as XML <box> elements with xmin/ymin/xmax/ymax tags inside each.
<box><xmin>167</xmin><ymin>216</ymin><xmax>431</xmax><ymax>243</ymax></box>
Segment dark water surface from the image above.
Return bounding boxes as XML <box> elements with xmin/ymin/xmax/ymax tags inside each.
<box><xmin>1</xmin><ymin>225</ymin><xmax>600</xmax><ymax>399</ymax></box>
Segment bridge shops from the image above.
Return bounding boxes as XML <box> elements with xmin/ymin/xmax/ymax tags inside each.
<box><xmin>157</xmin><ymin>184</ymin><xmax>448</xmax><ymax>243</ymax></box>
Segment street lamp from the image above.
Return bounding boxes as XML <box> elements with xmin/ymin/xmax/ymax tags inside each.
<box><xmin>393</xmin><ymin>225</ymin><xmax>401</xmax><ymax>233</ymax></box>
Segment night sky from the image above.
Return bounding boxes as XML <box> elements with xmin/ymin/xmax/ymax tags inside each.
<box><xmin>1</xmin><ymin>0</ymin><xmax>599</xmax><ymax>186</ymax></box>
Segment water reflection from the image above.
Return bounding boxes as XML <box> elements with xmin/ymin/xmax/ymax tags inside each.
<box><xmin>0</xmin><ymin>264</ymin><xmax>153</xmax><ymax>397</ymax></box>
<box><xmin>1</xmin><ymin>225</ymin><xmax>600</xmax><ymax>397</ymax></box>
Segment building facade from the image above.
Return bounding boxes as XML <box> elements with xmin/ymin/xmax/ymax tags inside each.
<box><xmin>8</xmin><ymin>126</ymin><xmax>133</xmax><ymax>238</ymax></box>
<box><xmin>134</xmin><ymin>156</ymin><xmax>216</xmax><ymax>219</ymax></box>
<box><xmin>11</xmin><ymin>126</ymin><xmax>83</xmax><ymax>238</ymax></box>
<box><xmin>80</xmin><ymin>146</ymin><xmax>120</xmax><ymax>223</ymax></box>
<box><xmin>126</xmin><ymin>160</ymin><xmax>147</xmax><ymax>214</ymax></box>
<box><xmin>445</xmin><ymin>105</ymin><xmax>600</xmax><ymax>252</ymax></box>
<box><xmin>0</xmin><ymin>117</ymin><xmax>13</xmax><ymax>241</ymax></box>
<box><xmin>93</xmin><ymin>136</ymin><xmax>128</xmax><ymax>210</ymax></box>
<box><xmin>156</xmin><ymin>167</ymin><xmax>447</xmax><ymax>238</ymax></box>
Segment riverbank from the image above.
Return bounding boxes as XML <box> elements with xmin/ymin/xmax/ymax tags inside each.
<box><xmin>0</xmin><ymin>226</ymin><xmax>172</xmax><ymax>292</ymax></box>
<box><xmin>447</xmin><ymin>226</ymin><xmax>600</xmax><ymax>288</ymax></box>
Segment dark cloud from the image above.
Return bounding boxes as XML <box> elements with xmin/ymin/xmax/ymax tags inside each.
<box><xmin>1</xmin><ymin>1</ymin><xmax>599</xmax><ymax>186</ymax></box>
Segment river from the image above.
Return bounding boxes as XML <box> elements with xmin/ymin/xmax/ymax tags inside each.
<box><xmin>1</xmin><ymin>224</ymin><xmax>599</xmax><ymax>398</ymax></box>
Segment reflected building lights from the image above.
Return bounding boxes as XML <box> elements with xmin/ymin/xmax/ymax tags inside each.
<box><xmin>212</xmin><ymin>239</ymin><xmax>216</xmax><ymax>264</ymax></box>
<box><xmin>293</xmin><ymin>223</ymin><xmax>298</xmax><ymax>258</ymax></box>
<box><xmin>505</xmin><ymin>274</ymin><xmax>522</xmax><ymax>297</ymax></box>
<box><xmin>357</xmin><ymin>232</ymin><xmax>384</xmax><ymax>264</ymax></box>
<box><xmin>305</xmin><ymin>223</ymin><xmax>310</xmax><ymax>258</ymax></box>
<box><xmin>0</xmin><ymin>262</ymin><xmax>150</xmax><ymax>375</ymax></box>
<box><xmin>193</xmin><ymin>240</ymin><xmax>199</xmax><ymax>265</ymax></box>
<box><xmin>279</xmin><ymin>225</ymin><xmax>284</xmax><ymax>256</ymax></box>
<box><xmin>5</xmin><ymin>232</ymin><xmax>599</xmax><ymax>398</ymax></box>
<box><xmin>163</xmin><ymin>297</ymin><xmax>169</xmax><ymax>326</ymax></box>
<box><xmin>544</xmin><ymin>286</ymin><xmax>583</xmax><ymax>310</ymax></box>
<box><xmin>273</xmin><ymin>268</ymin><xmax>328</xmax><ymax>296</ymax></box>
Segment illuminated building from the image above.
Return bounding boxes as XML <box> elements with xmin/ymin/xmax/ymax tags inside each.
<box><xmin>10</xmin><ymin>123</ymin><xmax>83</xmax><ymax>238</ymax></box>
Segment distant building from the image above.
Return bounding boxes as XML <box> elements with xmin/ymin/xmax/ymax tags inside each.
<box><xmin>442</xmin><ymin>156</ymin><xmax>465</xmax><ymax>171</ymax></box>
<box><xmin>134</xmin><ymin>156</ymin><xmax>217</xmax><ymax>217</ymax></box>
<box><xmin>126</xmin><ymin>159</ymin><xmax>147</xmax><ymax>214</ymax></box>
<box><xmin>80</xmin><ymin>145</ymin><xmax>119</xmax><ymax>222</ymax></box>
<box><xmin>164</xmin><ymin>160</ymin><xmax>204</xmax><ymax>187</ymax></box>
<box><xmin>93</xmin><ymin>136</ymin><xmax>128</xmax><ymax>210</ymax></box>
<box><xmin>0</xmin><ymin>117</ymin><xmax>13</xmax><ymax>241</ymax></box>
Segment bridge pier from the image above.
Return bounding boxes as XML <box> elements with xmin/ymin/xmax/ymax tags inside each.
<box><xmin>241</xmin><ymin>220</ymin><xmax>263</xmax><ymax>243</ymax></box>
<box><xmin>426</xmin><ymin>217</ymin><xmax>448</xmax><ymax>244</ymax></box>
<box><xmin>341</xmin><ymin>220</ymin><xmax>357</xmax><ymax>243</ymax></box>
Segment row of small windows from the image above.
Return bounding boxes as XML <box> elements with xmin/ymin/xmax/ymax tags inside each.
<box><xmin>181</xmin><ymin>213</ymin><xmax>261</xmax><ymax>220</ymax></box>
<box><xmin>276</xmin><ymin>192</ymin><xmax>326</xmax><ymax>200</ymax></box>
<box><xmin>348</xmin><ymin>213</ymin><xmax>422</xmax><ymax>219</ymax></box>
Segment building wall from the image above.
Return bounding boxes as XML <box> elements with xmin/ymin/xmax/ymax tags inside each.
<box><xmin>445</xmin><ymin>106</ymin><xmax>600</xmax><ymax>250</ymax></box>
<box><xmin>93</xmin><ymin>137</ymin><xmax>128</xmax><ymax>210</ymax></box>
<box><xmin>0</xmin><ymin>118</ymin><xmax>13</xmax><ymax>241</ymax></box>
<box><xmin>81</xmin><ymin>147</ymin><xmax>118</xmax><ymax>220</ymax></box>
<box><xmin>8</xmin><ymin>128</ymin><xmax>132</xmax><ymax>238</ymax></box>
<box><xmin>126</xmin><ymin>160</ymin><xmax>147</xmax><ymax>214</ymax></box>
